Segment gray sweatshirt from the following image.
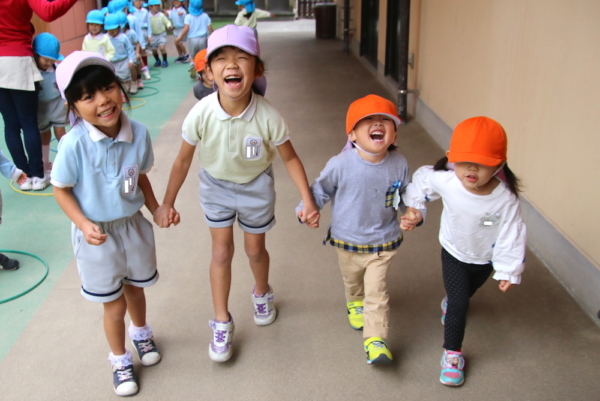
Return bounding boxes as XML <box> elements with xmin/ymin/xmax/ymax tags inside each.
<box><xmin>299</xmin><ymin>148</ymin><xmax>410</xmax><ymax>251</ymax></box>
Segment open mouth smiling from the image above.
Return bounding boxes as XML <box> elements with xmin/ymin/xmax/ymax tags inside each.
<box><xmin>224</xmin><ymin>75</ymin><xmax>242</xmax><ymax>86</ymax></box>
<box><xmin>370</xmin><ymin>130</ymin><xmax>385</xmax><ymax>142</ymax></box>
<box><xmin>98</xmin><ymin>107</ymin><xmax>115</xmax><ymax>118</ymax></box>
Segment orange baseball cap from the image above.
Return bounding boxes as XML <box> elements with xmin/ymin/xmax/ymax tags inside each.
<box><xmin>447</xmin><ymin>117</ymin><xmax>507</xmax><ymax>166</ymax></box>
<box><xmin>194</xmin><ymin>49</ymin><xmax>208</xmax><ymax>72</ymax></box>
<box><xmin>345</xmin><ymin>94</ymin><xmax>401</xmax><ymax>134</ymax></box>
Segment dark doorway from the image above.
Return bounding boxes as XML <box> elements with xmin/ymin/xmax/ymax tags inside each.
<box><xmin>360</xmin><ymin>0</ymin><xmax>378</xmax><ymax>67</ymax></box>
<box><xmin>385</xmin><ymin>0</ymin><xmax>401</xmax><ymax>81</ymax></box>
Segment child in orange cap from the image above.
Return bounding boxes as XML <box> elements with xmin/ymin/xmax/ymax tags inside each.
<box><xmin>297</xmin><ymin>94</ymin><xmax>410</xmax><ymax>365</ymax></box>
<box><xmin>192</xmin><ymin>49</ymin><xmax>215</xmax><ymax>101</ymax></box>
<box><xmin>401</xmin><ymin>116</ymin><xmax>527</xmax><ymax>386</ymax></box>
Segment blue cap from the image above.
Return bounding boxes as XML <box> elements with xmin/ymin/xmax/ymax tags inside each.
<box><xmin>86</xmin><ymin>9</ymin><xmax>106</xmax><ymax>24</ymax></box>
<box><xmin>119</xmin><ymin>12</ymin><xmax>129</xmax><ymax>28</ymax></box>
<box><xmin>32</xmin><ymin>32</ymin><xmax>64</xmax><ymax>61</ymax></box>
<box><xmin>108</xmin><ymin>0</ymin><xmax>128</xmax><ymax>14</ymax></box>
<box><xmin>147</xmin><ymin>0</ymin><xmax>161</xmax><ymax>5</ymax></box>
<box><xmin>104</xmin><ymin>13</ymin><xmax>122</xmax><ymax>30</ymax></box>
<box><xmin>189</xmin><ymin>0</ymin><xmax>203</xmax><ymax>15</ymax></box>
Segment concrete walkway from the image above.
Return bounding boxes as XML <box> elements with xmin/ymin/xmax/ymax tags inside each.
<box><xmin>0</xmin><ymin>24</ymin><xmax>599</xmax><ymax>400</ymax></box>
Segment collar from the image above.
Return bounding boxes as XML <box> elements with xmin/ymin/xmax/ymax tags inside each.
<box><xmin>87</xmin><ymin>33</ymin><xmax>105</xmax><ymax>40</ymax></box>
<box><xmin>83</xmin><ymin>111</ymin><xmax>133</xmax><ymax>143</ymax></box>
<box><xmin>213</xmin><ymin>91</ymin><xmax>257</xmax><ymax>122</ymax></box>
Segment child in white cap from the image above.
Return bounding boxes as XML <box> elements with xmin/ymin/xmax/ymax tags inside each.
<box><xmin>32</xmin><ymin>32</ymin><xmax>68</xmax><ymax>181</ymax></box>
<box><xmin>53</xmin><ymin>51</ymin><xmax>162</xmax><ymax>397</ymax></box>
<box><xmin>297</xmin><ymin>94</ymin><xmax>410</xmax><ymax>365</ymax></box>
<box><xmin>154</xmin><ymin>25</ymin><xmax>319</xmax><ymax>363</ymax></box>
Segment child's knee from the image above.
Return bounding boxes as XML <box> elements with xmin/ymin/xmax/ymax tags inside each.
<box><xmin>212</xmin><ymin>242</ymin><xmax>234</xmax><ymax>265</ymax></box>
<box><xmin>244</xmin><ymin>243</ymin><xmax>267</xmax><ymax>262</ymax></box>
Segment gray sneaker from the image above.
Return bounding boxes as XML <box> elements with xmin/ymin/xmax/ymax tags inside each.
<box><xmin>208</xmin><ymin>316</ymin><xmax>234</xmax><ymax>362</ymax></box>
<box><xmin>112</xmin><ymin>364</ymin><xmax>138</xmax><ymax>396</ymax></box>
<box><xmin>131</xmin><ymin>337</ymin><xmax>161</xmax><ymax>366</ymax></box>
<box><xmin>0</xmin><ymin>253</ymin><xmax>20</xmax><ymax>270</ymax></box>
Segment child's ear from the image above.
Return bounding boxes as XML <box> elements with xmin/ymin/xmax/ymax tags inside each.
<box><xmin>205</xmin><ymin>65</ymin><xmax>215</xmax><ymax>81</ymax></box>
<box><xmin>348</xmin><ymin>131</ymin><xmax>356</xmax><ymax>142</ymax></box>
<box><xmin>445</xmin><ymin>150</ymin><xmax>450</xmax><ymax>158</ymax></box>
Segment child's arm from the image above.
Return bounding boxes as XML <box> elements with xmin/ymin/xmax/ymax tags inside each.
<box><xmin>53</xmin><ymin>186</ymin><xmax>107</xmax><ymax>245</ymax></box>
<box><xmin>277</xmin><ymin>141</ymin><xmax>320</xmax><ymax>228</ymax></box>
<box><xmin>175</xmin><ymin>24</ymin><xmax>189</xmax><ymax>44</ymax></box>
<box><xmin>491</xmin><ymin>200</ymin><xmax>527</xmax><ymax>292</ymax></box>
<box><xmin>104</xmin><ymin>36</ymin><xmax>116</xmax><ymax>62</ymax></box>
<box><xmin>154</xmin><ymin>140</ymin><xmax>196</xmax><ymax>227</ymax></box>
<box><xmin>138</xmin><ymin>174</ymin><xmax>159</xmax><ymax>214</ymax></box>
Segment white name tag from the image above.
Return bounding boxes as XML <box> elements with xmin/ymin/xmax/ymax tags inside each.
<box><xmin>123</xmin><ymin>165</ymin><xmax>139</xmax><ymax>195</ymax></box>
<box><xmin>244</xmin><ymin>137</ymin><xmax>262</xmax><ymax>160</ymax></box>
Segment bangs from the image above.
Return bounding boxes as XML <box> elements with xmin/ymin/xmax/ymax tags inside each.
<box><xmin>64</xmin><ymin>65</ymin><xmax>119</xmax><ymax>105</ymax></box>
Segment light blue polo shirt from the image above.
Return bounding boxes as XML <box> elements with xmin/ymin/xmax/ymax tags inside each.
<box><xmin>184</xmin><ymin>13</ymin><xmax>211</xmax><ymax>38</ymax></box>
<box><xmin>109</xmin><ymin>32</ymin><xmax>136</xmax><ymax>63</ymax></box>
<box><xmin>51</xmin><ymin>113</ymin><xmax>154</xmax><ymax>222</ymax></box>
<box><xmin>169</xmin><ymin>6</ymin><xmax>186</xmax><ymax>29</ymax></box>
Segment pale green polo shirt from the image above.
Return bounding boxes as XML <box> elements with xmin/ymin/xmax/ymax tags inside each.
<box><xmin>181</xmin><ymin>92</ymin><xmax>290</xmax><ymax>184</ymax></box>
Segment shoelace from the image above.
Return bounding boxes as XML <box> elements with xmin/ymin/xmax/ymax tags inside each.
<box><xmin>214</xmin><ymin>330</ymin><xmax>226</xmax><ymax>344</ymax></box>
<box><xmin>255</xmin><ymin>303</ymin><xmax>267</xmax><ymax>314</ymax></box>
<box><xmin>116</xmin><ymin>367</ymin><xmax>134</xmax><ymax>381</ymax></box>
<box><xmin>370</xmin><ymin>341</ymin><xmax>385</xmax><ymax>348</ymax></box>
<box><xmin>137</xmin><ymin>339</ymin><xmax>155</xmax><ymax>353</ymax></box>
<box><xmin>354</xmin><ymin>306</ymin><xmax>364</xmax><ymax>315</ymax></box>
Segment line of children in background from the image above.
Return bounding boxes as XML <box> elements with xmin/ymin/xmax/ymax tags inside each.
<box><xmin>147</xmin><ymin>0</ymin><xmax>173</xmax><ymax>67</ymax></box>
<box><xmin>167</xmin><ymin>0</ymin><xmax>189</xmax><ymax>63</ymax></box>
<box><xmin>234</xmin><ymin>0</ymin><xmax>274</xmax><ymax>38</ymax></box>
<box><xmin>122</xmin><ymin>13</ymin><xmax>145</xmax><ymax>90</ymax></box>
<box><xmin>130</xmin><ymin>0</ymin><xmax>151</xmax><ymax>76</ymax></box>
<box><xmin>175</xmin><ymin>0</ymin><xmax>213</xmax><ymax>78</ymax></box>
<box><xmin>1</xmin><ymin>147</ymin><xmax>28</xmax><ymax>269</ymax></box>
<box><xmin>192</xmin><ymin>49</ymin><xmax>215</xmax><ymax>101</ymax></box>
<box><xmin>32</xmin><ymin>33</ymin><xmax>68</xmax><ymax>184</ymax></box>
<box><xmin>105</xmin><ymin>12</ymin><xmax>138</xmax><ymax>95</ymax></box>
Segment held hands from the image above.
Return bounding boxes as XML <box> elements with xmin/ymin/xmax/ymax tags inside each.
<box><xmin>80</xmin><ymin>220</ymin><xmax>108</xmax><ymax>246</ymax></box>
<box><xmin>499</xmin><ymin>280</ymin><xmax>512</xmax><ymax>292</ymax></box>
<box><xmin>400</xmin><ymin>206</ymin><xmax>423</xmax><ymax>231</ymax></box>
<box><xmin>153</xmin><ymin>203</ymin><xmax>181</xmax><ymax>228</ymax></box>
<box><xmin>298</xmin><ymin>200</ymin><xmax>320</xmax><ymax>228</ymax></box>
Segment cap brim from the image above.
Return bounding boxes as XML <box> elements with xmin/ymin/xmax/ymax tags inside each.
<box><xmin>57</xmin><ymin>52</ymin><xmax>114</xmax><ymax>99</ymax></box>
<box><xmin>348</xmin><ymin>112</ymin><xmax>401</xmax><ymax>133</ymax></box>
<box><xmin>447</xmin><ymin>152</ymin><xmax>503</xmax><ymax>166</ymax></box>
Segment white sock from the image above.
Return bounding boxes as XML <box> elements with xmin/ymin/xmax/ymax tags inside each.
<box><xmin>108</xmin><ymin>350</ymin><xmax>133</xmax><ymax>368</ymax></box>
<box><xmin>128</xmin><ymin>322</ymin><xmax>153</xmax><ymax>341</ymax></box>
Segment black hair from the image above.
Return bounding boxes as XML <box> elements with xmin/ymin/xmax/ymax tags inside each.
<box><xmin>245</xmin><ymin>11</ymin><xmax>254</xmax><ymax>18</ymax></box>
<box><xmin>64</xmin><ymin>65</ymin><xmax>129</xmax><ymax>113</ymax></box>
<box><xmin>433</xmin><ymin>156</ymin><xmax>521</xmax><ymax>197</ymax></box>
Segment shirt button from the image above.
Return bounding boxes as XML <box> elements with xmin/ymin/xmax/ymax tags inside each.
<box><xmin>110</xmin><ymin>161</ymin><xmax>114</xmax><ymax>165</ymax></box>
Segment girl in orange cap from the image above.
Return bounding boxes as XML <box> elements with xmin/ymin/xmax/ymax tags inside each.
<box><xmin>401</xmin><ymin>116</ymin><xmax>526</xmax><ymax>386</ymax></box>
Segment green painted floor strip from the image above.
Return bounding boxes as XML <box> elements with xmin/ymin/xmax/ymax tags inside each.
<box><xmin>0</xmin><ymin>57</ymin><xmax>198</xmax><ymax>360</ymax></box>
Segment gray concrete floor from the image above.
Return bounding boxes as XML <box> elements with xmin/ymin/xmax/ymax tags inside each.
<box><xmin>1</xmin><ymin>24</ymin><xmax>600</xmax><ymax>400</ymax></box>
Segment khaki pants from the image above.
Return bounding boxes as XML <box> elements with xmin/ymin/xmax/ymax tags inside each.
<box><xmin>335</xmin><ymin>248</ymin><xmax>397</xmax><ymax>339</ymax></box>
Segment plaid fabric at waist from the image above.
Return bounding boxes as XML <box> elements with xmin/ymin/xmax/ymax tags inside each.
<box><xmin>323</xmin><ymin>229</ymin><xmax>403</xmax><ymax>253</ymax></box>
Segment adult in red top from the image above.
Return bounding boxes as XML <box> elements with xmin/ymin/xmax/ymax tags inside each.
<box><xmin>0</xmin><ymin>0</ymin><xmax>78</xmax><ymax>190</ymax></box>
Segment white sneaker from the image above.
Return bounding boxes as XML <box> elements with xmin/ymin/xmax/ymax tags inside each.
<box><xmin>129</xmin><ymin>81</ymin><xmax>138</xmax><ymax>94</ymax></box>
<box><xmin>142</xmin><ymin>67</ymin><xmax>151</xmax><ymax>80</ymax></box>
<box><xmin>20</xmin><ymin>177</ymin><xmax>33</xmax><ymax>191</ymax></box>
<box><xmin>208</xmin><ymin>317</ymin><xmax>234</xmax><ymax>362</ymax></box>
<box><xmin>252</xmin><ymin>285</ymin><xmax>277</xmax><ymax>326</ymax></box>
<box><xmin>32</xmin><ymin>176</ymin><xmax>50</xmax><ymax>191</ymax></box>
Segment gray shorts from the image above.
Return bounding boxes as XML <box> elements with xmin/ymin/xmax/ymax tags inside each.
<box><xmin>141</xmin><ymin>28</ymin><xmax>148</xmax><ymax>49</ymax></box>
<box><xmin>71</xmin><ymin>211</ymin><xmax>159</xmax><ymax>303</ymax></box>
<box><xmin>149</xmin><ymin>32</ymin><xmax>167</xmax><ymax>49</ymax></box>
<box><xmin>112</xmin><ymin>58</ymin><xmax>131</xmax><ymax>82</ymax></box>
<box><xmin>37</xmin><ymin>96</ymin><xmax>68</xmax><ymax>132</ymax></box>
<box><xmin>173</xmin><ymin>27</ymin><xmax>187</xmax><ymax>42</ymax></box>
<box><xmin>188</xmin><ymin>35</ymin><xmax>208</xmax><ymax>60</ymax></box>
<box><xmin>199</xmin><ymin>166</ymin><xmax>276</xmax><ymax>234</ymax></box>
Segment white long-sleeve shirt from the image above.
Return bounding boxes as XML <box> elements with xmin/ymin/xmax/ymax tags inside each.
<box><xmin>402</xmin><ymin>166</ymin><xmax>526</xmax><ymax>284</ymax></box>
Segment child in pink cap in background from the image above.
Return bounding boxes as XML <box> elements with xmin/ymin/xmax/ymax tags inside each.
<box><xmin>53</xmin><ymin>51</ymin><xmax>162</xmax><ymax>397</ymax></box>
<box><xmin>154</xmin><ymin>25</ymin><xmax>319</xmax><ymax>363</ymax></box>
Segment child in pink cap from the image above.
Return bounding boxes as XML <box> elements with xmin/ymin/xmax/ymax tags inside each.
<box><xmin>154</xmin><ymin>25</ymin><xmax>319</xmax><ymax>362</ymax></box>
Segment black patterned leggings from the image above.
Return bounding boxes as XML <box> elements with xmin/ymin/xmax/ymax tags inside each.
<box><xmin>442</xmin><ymin>248</ymin><xmax>493</xmax><ymax>351</ymax></box>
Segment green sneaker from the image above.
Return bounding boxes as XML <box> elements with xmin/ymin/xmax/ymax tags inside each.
<box><xmin>364</xmin><ymin>337</ymin><xmax>392</xmax><ymax>365</ymax></box>
<box><xmin>347</xmin><ymin>301</ymin><xmax>364</xmax><ymax>330</ymax></box>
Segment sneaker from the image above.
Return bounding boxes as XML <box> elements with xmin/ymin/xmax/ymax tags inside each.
<box><xmin>20</xmin><ymin>177</ymin><xmax>33</xmax><ymax>191</ymax></box>
<box><xmin>142</xmin><ymin>67</ymin><xmax>151</xmax><ymax>80</ymax></box>
<box><xmin>129</xmin><ymin>81</ymin><xmax>138</xmax><ymax>95</ymax></box>
<box><xmin>208</xmin><ymin>317</ymin><xmax>234</xmax><ymax>362</ymax></box>
<box><xmin>347</xmin><ymin>301</ymin><xmax>364</xmax><ymax>330</ymax></box>
<box><xmin>109</xmin><ymin>352</ymin><xmax>138</xmax><ymax>396</ymax></box>
<box><xmin>0</xmin><ymin>253</ymin><xmax>20</xmax><ymax>270</ymax></box>
<box><xmin>182</xmin><ymin>53</ymin><xmax>190</xmax><ymax>62</ymax></box>
<box><xmin>31</xmin><ymin>176</ymin><xmax>50</xmax><ymax>191</ymax></box>
<box><xmin>441</xmin><ymin>295</ymin><xmax>448</xmax><ymax>325</ymax></box>
<box><xmin>252</xmin><ymin>285</ymin><xmax>276</xmax><ymax>326</ymax></box>
<box><xmin>364</xmin><ymin>337</ymin><xmax>393</xmax><ymax>365</ymax></box>
<box><xmin>440</xmin><ymin>350</ymin><xmax>465</xmax><ymax>386</ymax></box>
<box><xmin>174</xmin><ymin>55</ymin><xmax>184</xmax><ymax>63</ymax></box>
<box><xmin>189</xmin><ymin>64</ymin><xmax>197</xmax><ymax>79</ymax></box>
<box><xmin>131</xmin><ymin>337</ymin><xmax>161</xmax><ymax>366</ymax></box>
<box><xmin>162</xmin><ymin>60</ymin><xmax>168</xmax><ymax>67</ymax></box>
<box><xmin>137</xmin><ymin>79</ymin><xmax>144</xmax><ymax>89</ymax></box>
<box><xmin>153</xmin><ymin>60</ymin><xmax>161</xmax><ymax>67</ymax></box>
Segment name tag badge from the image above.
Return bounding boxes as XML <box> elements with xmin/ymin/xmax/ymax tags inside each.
<box><xmin>123</xmin><ymin>165</ymin><xmax>139</xmax><ymax>195</ymax></box>
<box><xmin>480</xmin><ymin>213</ymin><xmax>500</xmax><ymax>227</ymax></box>
<box><xmin>244</xmin><ymin>137</ymin><xmax>262</xmax><ymax>160</ymax></box>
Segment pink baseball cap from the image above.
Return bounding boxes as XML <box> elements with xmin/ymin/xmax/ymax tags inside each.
<box><xmin>56</xmin><ymin>51</ymin><xmax>114</xmax><ymax>100</ymax></box>
<box><xmin>206</xmin><ymin>25</ymin><xmax>267</xmax><ymax>97</ymax></box>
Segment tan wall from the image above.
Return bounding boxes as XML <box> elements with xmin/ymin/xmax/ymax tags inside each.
<box><xmin>417</xmin><ymin>0</ymin><xmax>600</xmax><ymax>269</ymax></box>
<box><xmin>31</xmin><ymin>0</ymin><xmax>97</xmax><ymax>57</ymax></box>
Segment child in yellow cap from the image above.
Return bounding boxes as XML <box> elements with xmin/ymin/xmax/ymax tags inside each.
<box><xmin>401</xmin><ymin>116</ymin><xmax>526</xmax><ymax>386</ymax></box>
<box><xmin>297</xmin><ymin>94</ymin><xmax>410</xmax><ymax>364</ymax></box>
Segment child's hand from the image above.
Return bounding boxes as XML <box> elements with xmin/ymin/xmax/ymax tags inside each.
<box><xmin>400</xmin><ymin>207</ymin><xmax>423</xmax><ymax>231</ymax></box>
<box><xmin>299</xmin><ymin>201</ymin><xmax>320</xmax><ymax>228</ymax></box>
<box><xmin>499</xmin><ymin>280</ymin><xmax>512</xmax><ymax>292</ymax></box>
<box><xmin>80</xmin><ymin>221</ymin><xmax>107</xmax><ymax>246</ymax></box>
<box><xmin>153</xmin><ymin>203</ymin><xmax>179</xmax><ymax>227</ymax></box>
<box><xmin>16</xmin><ymin>172</ymin><xmax>28</xmax><ymax>185</ymax></box>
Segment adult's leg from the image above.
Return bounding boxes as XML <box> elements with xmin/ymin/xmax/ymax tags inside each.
<box><xmin>0</xmin><ymin>89</ymin><xmax>30</xmax><ymax>175</ymax></box>
<box><xmin>13</xmin><ymin>89</ymin><xmax>42</xmax><ymax>178</ymax></box>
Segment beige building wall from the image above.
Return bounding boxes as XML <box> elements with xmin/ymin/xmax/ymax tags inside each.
<box><xmin>416</xmin><ymin>0</ymin><xmax>600</xmax><ymax>271</ymax></box>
